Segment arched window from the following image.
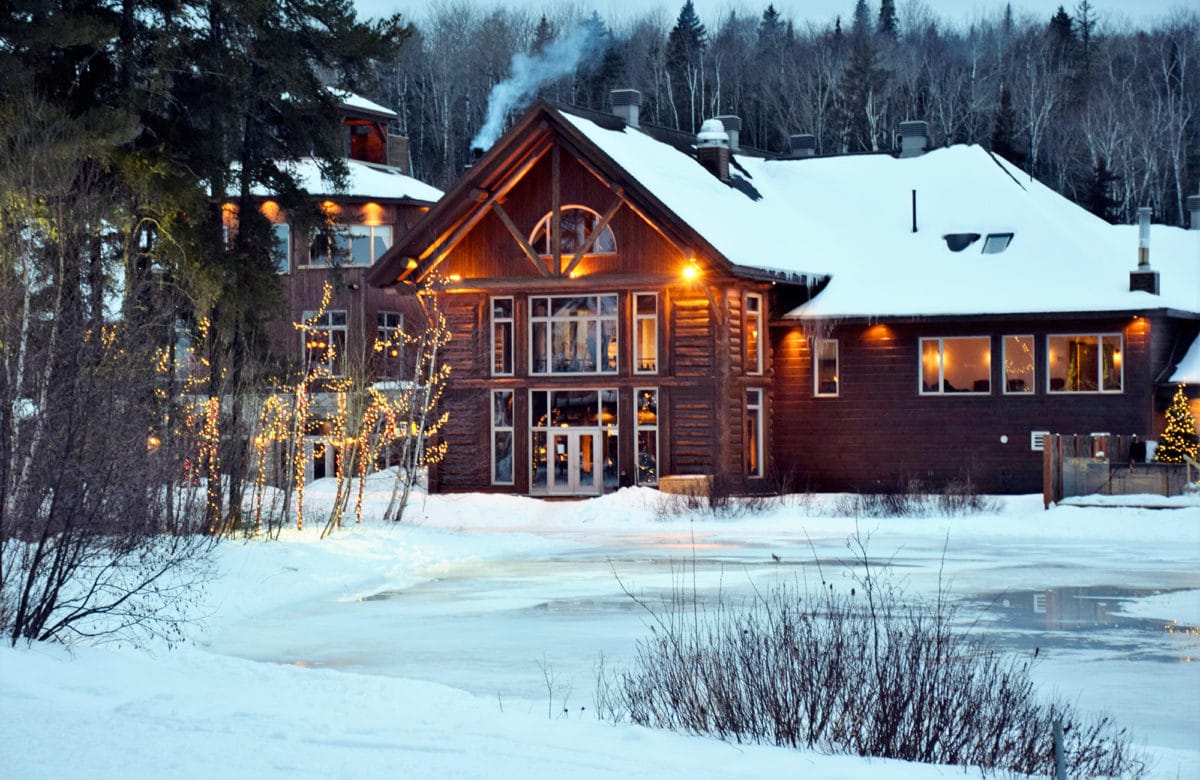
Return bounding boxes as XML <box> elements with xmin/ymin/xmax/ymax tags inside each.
<box><xmin>529</xmin><ymin>205</ymin><xmax>617</xmax><ymax>257</ymax></box>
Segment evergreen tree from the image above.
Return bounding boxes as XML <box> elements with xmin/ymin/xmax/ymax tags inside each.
<box><xmin>1048</xmin><ymin>5</ymin><xmax>1075</xmax><ymax>63</ymax></box>
<box><xmin>575</xmin><ymin>12</ymin><xmax>624</xmax><ymax>111</ymax></box>
<box><xmin>1153</xmin><ymin>386</ymin><xmax>1199</xmax><ymax>463</ymax></box>
<box><xmin>531</xmin><ymin>14</ymin><xmax>554</xmax><ymax>54</ymax></box>
<box><xmin>990</xmin><ymin>83</ymin><xmax>1027</xmax><ymax>166</ymax></box>
<box><xmin>1081</xmin><ymin>154</ymin><xmax>1121</xmax><ymax>221</ymax></box>
<box><xmin>877</xmin><ymin>0</ymin><xmax>899</xmax><ymax>40</ymax></box>
<box><xmin>837</xmin><ymin>0</ymin><xmax>887</xmax><ymax>152</ymax></box>
<box><xmin>666</xmin><ymin>0</ymin><xmax>708</xmax><ymax>131</ymax></box>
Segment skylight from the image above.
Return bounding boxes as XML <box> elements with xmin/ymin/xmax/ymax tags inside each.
<box><xmin>981</xmin><ymin>233</ymin><xmax>1013</xmax><ymax>254</ymax></box>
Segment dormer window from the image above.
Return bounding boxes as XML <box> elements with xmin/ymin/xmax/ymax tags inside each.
<box><xmin>529</xmin><ymin>206</ymin><xmax>617</xmax><ymax>257</ymax></box>
<box><xmin>981</xmin><ymin>233</ymin><xmax>1014</xmax><ymax>254</ymax></box>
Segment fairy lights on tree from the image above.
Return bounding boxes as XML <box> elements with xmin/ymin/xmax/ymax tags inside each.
<box><xmin>1153</xmin><ymin>385</ymin><xmax>1199</xmax><ymax>464</ymax></box>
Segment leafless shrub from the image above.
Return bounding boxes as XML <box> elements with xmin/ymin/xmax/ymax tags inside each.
<box><xmin>653</xmin><ymin>475</ymin><xmax>776</xmax><ymax>521</ymax></box>
<box><xmin>834</xmin><ymin>478</ymin><xmax>999</xmax><ymax>518</ymax></box>
<box><xmin>597</xmin><ymin>543</ymin><xmax>1145</xmax><ymax>777</ymax></box>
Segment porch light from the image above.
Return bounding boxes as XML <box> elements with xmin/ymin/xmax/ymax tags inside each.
<box><xmin>682</xmin><ymin>262</ymin><xmax>700</xmax><ymax>281</ymax></box>
<box><xmin>448</xmin><ymin>274</ymin><xmax>462</xmax><ymax>282</ymax></box>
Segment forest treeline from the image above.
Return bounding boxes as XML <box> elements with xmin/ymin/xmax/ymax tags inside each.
<box><xmin>380</xmin><ymin>0</ymin><xmax>1198</xmax><ymax>228</ymax></box>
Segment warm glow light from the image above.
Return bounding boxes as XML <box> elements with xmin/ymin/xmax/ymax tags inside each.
<box><xmin>146</xmin><ymin>434</ymin><xmax>161</xmax><ymax>451</ymax></box>
<box><xmin>864</xmin><ymin>324</ymin><xmax>894</xmax><ymax>341</ymax></box>
<box><xmin>568</xmin><ymin>269</ymin><xmax>578</xmax><ymax>279</ymax></box>
<box><xmin>320</xmin><ymin>200</ymin><xmax>341</xmax><ymax>217</ymax></box>
<box><xmin>361</xmin><ymin>202</ymin><xmax>384</xmax><ymax>226</ymax></box>
<box><xmin>682</xmin><ymin>262</ymin><xmax>699</xmax><ymax>281</ymax></box>
<box><xmin>260</xmin><ymin>200</ymin><xmax>281</xmax><ymax>220</ymax></box>
<box><xmin>448</xmin><ymin>274</ymin><xmax>462</xmax><ymax>282</ymax></box>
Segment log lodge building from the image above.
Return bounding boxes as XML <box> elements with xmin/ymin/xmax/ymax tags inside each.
<box><xmin>337</xmin><ymin>90</ymin><xmax>1199</xmax><ymax>497</ymax></box>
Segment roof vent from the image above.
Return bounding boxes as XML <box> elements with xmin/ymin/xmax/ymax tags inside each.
<box><xmin>789</xmin><ymin>134</ymin><xmax>816</xmax><ymax>158</ymax></box>
<box><xmin>715</xmin><ymin>115</ymin><xmax>741</xmax><ymax>152</ymax></box>
<box><xmin>943</xmin><ymin>233</ymin><xmax>981</xmax><ymax>252</ymax></box>
<box><xmin>898</xmin><ymin>120</ymin><xmax>929</xmax><ymax>158</ymax></box>
<box><xmin>696</xmin><ymin>119</ymin><xmax>730</xmax><ymax>182</ymax></box>
<box><xmin>1189</xmin><ymin>193</ymin><xmax>1200</xmax><ymax>230</ymax></box>
<box><xmin>610</xmin><ymin>89</ymin><xmax>642</xmax><ymax>129</ymax></box>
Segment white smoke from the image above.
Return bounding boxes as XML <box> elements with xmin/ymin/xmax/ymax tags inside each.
<box><xmin>471</xmin><ymin>24</ymin><xmax>604</xmax><ymax>152</ymax></box>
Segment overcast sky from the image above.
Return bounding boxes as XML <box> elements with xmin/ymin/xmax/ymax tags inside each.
<box><xmin>355</xmin><ymin>0</ymin><xmax>1190</xmax><ymax>30</ymax></box>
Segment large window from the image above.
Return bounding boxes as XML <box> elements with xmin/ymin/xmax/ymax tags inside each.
<box><xmin>1047</xmin><ymin>334</ymin><xmax>1122</xmax><ymax>393</ymax></box>
<box><xmin>491</xmin><ymin>297</ymin><xmax>514</xmax><ymax>376</ymax></box>
<box><xmin>272</xmin><ymin>223</ymin><xmax>290</xmax><ymax>274</ymax></box>
<box><xmin>529</xmin><ymin>389</ymin><xmax>618</xmax><ymax>492</ymax></box>
<box><xmin>920</xmin><ymin>337</ymin><xmax>991</xmax><ymax>394</ymax></box>
<box><xmin>303</xmin><ymin>310</ymin><xmax>347</xmax><ymax>377</ymax></box>
<box><xmin>745</xmin><ymin>293</ymin><xmax>763</xmax><ymax>375</ymax></box>
<box><xmin>307</xmin><ymin>224</ymin><xmax>392</xmax><ymax>267</ymax></box>
<box><xmin>1003</xmin><ymin>335</ymin><xmax>1034</xmax><ymax>394</ymax></box>
<box><xmin>529</xmin><ymin>205</ymin><xmax>617</xmax><ymax>258</ymax></box>
<box><xmin>635</xmin><ymin>388</ymin><xmax>658</xmax><ymax>485</ymax></box>
<box><xmin>491</xmin><ymin>390</ymin><xmax>514</xmax><ymax>485</ymax></box>
<box><xmin>745</xmin><ymin>388</ymin><xmax>764</xmax><ymax>478</ymax></box>
<box><xmin>814</xmin><ymin>338</ymin><xmax>838</xmax><ymax>396</ymax></box>
<box><xmin>634</xmin><ymin>293</ymin><xmax>658</xmax><ymax>374</ymax></box>
<box><xmin>529</xmin><ymin>294</ymin><xmax>618</xmax><ymax>374</ymax></box>
<box><xmin>376</xmin><ymin>311</ymin><xmax>403</xmax><ymax>379</ymax></box>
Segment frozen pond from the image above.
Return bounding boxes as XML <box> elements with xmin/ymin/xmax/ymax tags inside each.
<box><xmin>208</xmin><ymin>516</ymin><xmax>1200</xmax><ymax>756</ymax></box>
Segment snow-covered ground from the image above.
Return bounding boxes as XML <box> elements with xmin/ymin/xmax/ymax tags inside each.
<box><xmin>3</xmin><ymin>481</ymin><xmax>1198</xmax><ymax>779</ymax></box>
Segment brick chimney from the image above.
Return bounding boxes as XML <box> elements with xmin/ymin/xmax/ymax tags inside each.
<box><xmin>1129</xmin><ymin>206</ymin><xmax>1160</xmax><ymax>294</ymax></box>
<box><xmin>610</xmin><ymin>89</ymin><xmax>642</xmax><ymax>128</ymax></box>
<box><xmin>696</xmin><ymin>119</ymin><xmax>730</xmax><ymax>182</ymax></box>
<box><xmin>898</xmin><ymin>120</ymin><xmax>929</xmax><ymax>158</ymax></box>
<box><xmin>789</xmin><ymin>134</ymin><xmax>816</xmax><ymax>158</ymax></box>
<box><xmin>715</xmin><ymin>115</ymin><xmax>741</xmax><ymax>152</ymax></box>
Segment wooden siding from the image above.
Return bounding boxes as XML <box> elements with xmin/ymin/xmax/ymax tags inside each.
<box><xmin>772</xmin><ymin>315</ymin><xmax>1168</xmax><ymax>494</ymax></box>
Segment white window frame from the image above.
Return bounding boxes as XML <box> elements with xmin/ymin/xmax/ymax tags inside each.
<box><xmin>1002</xmin><ymin>335</ymin><xmax>1035</xmax><ymax>394</ymax></box>
<box><xmin>491</xmin><ymin>390</ymin><xmax>514</xmax><ymax>485</ymax></box>
<box><xmin>528</xmin><ymin>294</ymin><xmax>619</xmax><ymax>375</ymax></box>
<box><xmin>634</xmin><ymin>387</ymin><xmax>659</xmax><ymax>486</ymax></box>
<box><xmin>745</xmin><ymin>388</ymin><xmax>764</xmax><ymax>478</ymax></box>
<box><xmin>745</xmin><ymin>293</ymin><xmax>763</xmax><ymax>375</ymax></box>
<box><xmin>813</xmin><ymin>338</ymin><xmax>839</xmax><ymax>397</ymax></box>
<box><xmin>302</xmin><ymin>310</ymin><xmax>348</xmax><ymax>377</ymax></box>
<box><xmin>305</xmin><ymin>223</ymin><xmax>392</xmax><ymax>267</ymax></box>
<box><xmin>1046</xmin><ymin>333</ymin><xmax>1123</xmax><ymax>394</ymax></box>
<box><xmin>491</xmin><ymin>297</ymin><xmax>514</xmax><ymax>377</ymax></box>
<box><xmin>272</xmin><ymin>223</ymin><xmax>290</xmax><ymax>274</ymax></box>
<box><xmin>633</xmin><ymin>292</ymin><xmax>658</xmax><ymax>375</ymax></box>
<box><xmin>919</xmin><ymin>336</ymin><xmax>992</xmax><ymax>395</ymax></box>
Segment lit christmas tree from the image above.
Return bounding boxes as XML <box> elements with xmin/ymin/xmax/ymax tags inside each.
<box><xmin>1153</xmin><ymin>385</ymin><xmax>1199</xmax><ymax>463</ymax></box>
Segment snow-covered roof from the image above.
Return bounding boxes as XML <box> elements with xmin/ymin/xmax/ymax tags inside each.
<box><xmin>1170</xmin><ymin>333</ymin><xmax>1200</xmax><ymax>384</ymax></box>
<box><xmin>252</xmin><ymin>158</ymin><xmax>442</xmax><ymax>203</ymax></box>
<box><xmin>561</xmin><ymin>112</ymin><xmax>1199</xmax><ymax>320</ymax></box>
<box><xmin>332</xmin><ymin>89</ymin><xmax>398</xmax><ymax>119</ymax></box>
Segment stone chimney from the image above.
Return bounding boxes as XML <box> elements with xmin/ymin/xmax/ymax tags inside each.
<box><xmin>789</xmin><ymin>134</ymin><xmax>816</xmax><ymax>158</ymax></box>
<box><xmin>1188</xmin><ymin>193</ymin><xmax>1200</xmax><ymax>230</ymax></box>
<box><xmin>1129</xmin><ymin>206</ymin><xmax>1160</xmax><ymax>295</ymax></box>
<box><xmin>898</xmin><ymin>120</ymin><xmax>929</xmax><ymax>158</ymax></box>
<box><xmin>610</xmin><ymin>89</ymin><xmax>642</xmax><ymax>128</ymax></box>
<box><xmin>696</xmin><ymin>119</ymin><xmax>730</xmax><ymax>182</ymax></box>
<box><xmin>715</xmin><ymin>115</ymin><xmax>741</xmax><ymax>152</ymax></box>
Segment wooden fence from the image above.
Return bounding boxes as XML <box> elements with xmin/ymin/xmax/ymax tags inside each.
<box><xmin>1042</xmin><ymin>433</ymin><xmax>1190</xmax><ymax>507</ymax></box>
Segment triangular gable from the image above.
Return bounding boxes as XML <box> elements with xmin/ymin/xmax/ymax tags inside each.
<box><xmin>367</xmin><ymin>102</ymin><xmax>738</xmax><ymax>288</ymax></box>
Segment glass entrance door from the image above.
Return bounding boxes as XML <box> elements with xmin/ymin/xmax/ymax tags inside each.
<box><xmin>545</xmin><ymin>430</ymin><xmax>600</xmax><ymax>495</ymax></box>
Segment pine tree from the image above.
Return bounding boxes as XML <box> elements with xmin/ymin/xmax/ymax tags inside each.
<box><xmin>575</xmin><ymin>12</ymin><xmax>624</xmax><ymax>111</ymax></box>
<box><xmin>1081</xmin><ymin>154</ymin><xmax>1121</xmax><ymax>222</ymax></box>
<box><xmin>837</xmin><ymin>0</ymin><xmax>887</xmax><ymax>153</ymax></box>
<box><xmin>1153</xmin><ymin>386</ymin><xmax>1199</xmax><ymax>464</ymax></box>
<box><xmin>877</xmin><ymin>0</ymin><xmax>899</xmax><ymax>40</ymax></box>
<box><xmin>666</xmin><ymin>0</ymin><xmax>707</xmax><ymax>132</ymax></box>
<box><xmin>990</xmin><ymin>83</ymin><xmax>1027</xmax><ymax>166</ymax></box>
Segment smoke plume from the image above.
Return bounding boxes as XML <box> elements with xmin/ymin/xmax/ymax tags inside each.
<box><xmin>471</xmin><ymin>24</ymin><xmax>604</xmax><ymax>152</ymax></box>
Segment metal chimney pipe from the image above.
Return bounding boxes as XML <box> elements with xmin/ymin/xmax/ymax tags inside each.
<box><xmin>1137</xmin><ymin>206</ymin><xmax>1151</xmax><ymax>268</ymax></box>
<box><xmin>610</xmin><ymin>89</ymin><xmax>642</xmax><ymax>129</ymax></box>
<box><xmin>1188</xmin><ymin>194</ymin><xmax>1200</xmax><ymax>230</ymax></box>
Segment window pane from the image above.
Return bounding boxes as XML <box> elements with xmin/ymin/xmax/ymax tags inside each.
<box><xmin>531</xmin><ymin>322</ymin><xmax>547</xmax><ymax>373</ymax></box>
<box><xmin>493</xmin><ymin>321</ymin><xmax>512</xmax><ymax>374</ymax></box>
<box><xmin>1004</xmin><ymin>336</ymin><xmax>1034</xmax><ymax>393</ymax></box>
<box><xmin>604</xmin><ymin>430</ymin><xmax>619</xmax><ymax>489</ymax></box>
<box><xmin>636</xmin><ymin>389</ymin><xmax>657</xmax><ymax>424</ymax></box>
<box><xmin>493</xmin><ymin>298</ymin><xmax>513</xmax><ymax>318</ymax></box>
<box><xmin>1102</xmin><ymin>336</ymin><xmax>1122</xmax><ymax>391</ymax></box>
<box><xmin>815</xmin><ymin>339</ymin><xmax>838</xmax><ymax>396</ymax></box>
<box><xmin>943</xmin><ymin>337</ymin><xmax>989</xmax><ymax>393</ymax></box>
<box><xmin>637</xmin><ymin>430</ymin><xmax>657</xmax><ymax>485</ymax></box>
<box><xmin>921</xmin><ymin>339</ymin><xmax>941</xmax><ymax>392</ymax></box>
<box><xmin>493</xmin><ymin>431</ymin><xmax>513</xmax><ymax>484</ymax></box>
<box><xmin>745</xmin><ymin>389</ymin><xmax>762</xmax><ymax>477</ymax></box>
<box><xmin>745</xmin><ymin>295</ymin><xmax>761</xmax><ymax>374</ymax></box>
<box><xmin>493</xmin><ymin>390</ymin><xmax>513</xmax><ymax>427</ymax></box>
<box><xmin>602</xmin><ymin>319</ymin><xmax>618</xmax><ymax>373</ymax></box>
<box><xmin>372</xmin><ymin>226</ymin><xmax>392</xmax><ymax>261</ymax></box>
<box><xmin>531</xmin><ymin>432</ymin><xmax>547</xmax><ymax>488</ymax></box>
<box><xmin>351</xmin><ymin>231</ymin><xmax>372</xmax><ymax>265</ymax></box>
<box><xmin>636</xmin><ymin>316</ymin><xmax>657</xmax><ymax>372</ymax></box>
<box><xmin>530</xmin><ymin>391</ymin><xmax>548</xmax><ymax>427</ymax></box>
<box><xmin>1050</xmin><ymin>335</ymin><xmax>1100</xmax><ymax>392</ymax></box>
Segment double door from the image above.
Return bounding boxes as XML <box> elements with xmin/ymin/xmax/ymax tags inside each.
<box><xmin>543</xmin><ymin>429</ymin><xmax>600</xmax><ymax>496</ymax></box>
